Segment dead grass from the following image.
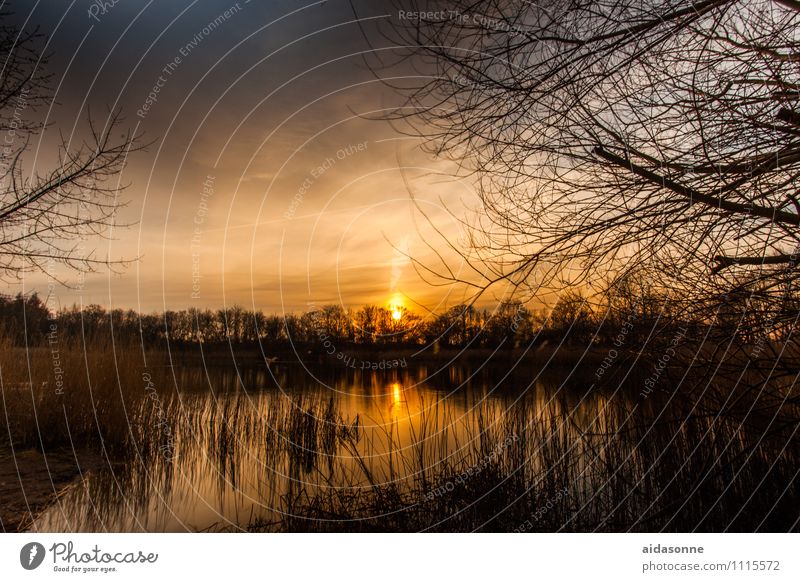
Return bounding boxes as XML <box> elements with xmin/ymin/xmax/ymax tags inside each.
<box><xmin>0</xmin><ymin>335</ymin><xmax>169</xmax><ymax>454</ymax></box>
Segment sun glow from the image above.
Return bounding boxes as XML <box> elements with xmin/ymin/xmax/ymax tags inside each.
<box><xmin>388</xmin><ymin>293</ymin><xmax>405</xmax><ymax>321</ymax></box>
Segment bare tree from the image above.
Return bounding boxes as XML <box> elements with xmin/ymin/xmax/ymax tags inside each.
<box><xmin>0</xmin><ymin>10</ymin><xmax>140</xmax><ymax>282</ymax></box>
<box><xmin>383</xmin><ymin>0</ymin><xmax>800</xmax><ymax>328</ymax></box>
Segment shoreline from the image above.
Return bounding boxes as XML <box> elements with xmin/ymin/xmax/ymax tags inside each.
<box><xmin>166</xmin><ymin>341</ymin><xmax>622</xmax><ymax>367</ymax></box>
<box><xmin>0</xmin><ymin>446</ymin><xmax>103</xmax><ymax>532</ymax></box>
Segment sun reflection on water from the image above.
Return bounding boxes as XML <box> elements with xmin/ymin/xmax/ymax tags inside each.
<box><xmin>391</xmin><ymin>382</ymin><xmax>403</xmax><ymax>407</ymax></box>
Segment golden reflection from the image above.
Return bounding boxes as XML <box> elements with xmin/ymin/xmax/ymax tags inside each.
<box><xmin>392</xmin><ymin>382</ymin><xmax>402</xmax><ymax>405</ymax></box>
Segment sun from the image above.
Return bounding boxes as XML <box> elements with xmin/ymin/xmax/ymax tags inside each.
<box><xmin>388</xmin><ymin>293</ymin><xmax>405</xmax><ymax>321</ymax></box>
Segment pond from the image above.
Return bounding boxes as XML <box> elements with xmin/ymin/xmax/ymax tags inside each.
<box><xmin>32</xmin><ymin>360</ymin><xmax>798</xmax><ymax>532</ymax></box>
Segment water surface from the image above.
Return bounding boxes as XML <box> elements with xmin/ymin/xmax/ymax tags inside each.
<box><xmin>33</xmin><ymin>361</ymin><xmax>797</xmax><ymax>532</ymax></box>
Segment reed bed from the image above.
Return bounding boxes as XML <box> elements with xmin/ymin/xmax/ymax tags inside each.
<box><xmin>6</xmin><ymin>346</ymin><xmax>796</xmax><ymax>533</ymax></box>
<box><xmin>147</xmin><ymin>388</ymin><xmax>798</xmax><ymax>532</ymax></box>
<box><xmin>0</xmin><ymin>335</ymin><xmax>169</xmax><ymax>455</ymax></box>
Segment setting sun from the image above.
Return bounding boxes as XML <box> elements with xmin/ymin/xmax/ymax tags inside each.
<box><xmin>388</xmin><ymin>293</ymin><xmax>405</xmax><ymax>320</ymax></box>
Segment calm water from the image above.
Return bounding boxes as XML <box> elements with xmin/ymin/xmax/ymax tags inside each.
<box><xmin>32</xmin><ymin>361</ymin><xmax>798</xmax><ymax>532</ymax></box>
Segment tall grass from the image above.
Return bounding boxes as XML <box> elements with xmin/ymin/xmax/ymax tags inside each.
<box><xmin>0</xmin><ymin>334</ymin><xmax>169</xmax><ymax>455</ymax></box>
<box><xmin>41</xmin><ymin>385</ymin><xmax>793</xmax><ymax>533</ymax></box>
<box><xmin>9</xmin><ymin>349</ymin><xmax>796</xmax><ymax>533</ymax></box>
<box><xmin>242</xmin><ymin>391</ymin><xmax>797</xmax><ymax>532</ymax></box>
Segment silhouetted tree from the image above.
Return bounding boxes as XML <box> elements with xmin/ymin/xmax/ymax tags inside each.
<box><xmin>484</xmin><ymin>301</ymin><xmax>536</xmax><ymax>347</ymax></box>
<box><xmin>386</xmin><ymin>0</ymin><xmax>800</xmax><ymax>326</ymax></box>
<box><xmin>548</xmin><ymin>291</ymin><xmax>595</xmax><ymax>345</ymax></box>
<box><xmin>0</xmin><ymin>292</ymin><xmax>48</xmax><ymax>344</ymax></box>
<box><xmin>0</xmin><ymin>9</ymin><xmax>140</xmax><ymax>280</ymax></box>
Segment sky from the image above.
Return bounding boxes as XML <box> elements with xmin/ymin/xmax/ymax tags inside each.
<box><xmin>6</xmin><ymin>0</ymin><xmax>490</xmax><ymax>315</ymax></box>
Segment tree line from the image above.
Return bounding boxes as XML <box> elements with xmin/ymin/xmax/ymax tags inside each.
<box><xmin>2</xmin><ymin>277</ymin><xmax>794</xmax><ymax>351</ymax></box>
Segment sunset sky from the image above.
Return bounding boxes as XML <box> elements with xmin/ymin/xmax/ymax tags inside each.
<box><xmin>7</xmin><ymin>0</ymin><xmax>493</xmax><ymax>315</ymax></box>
